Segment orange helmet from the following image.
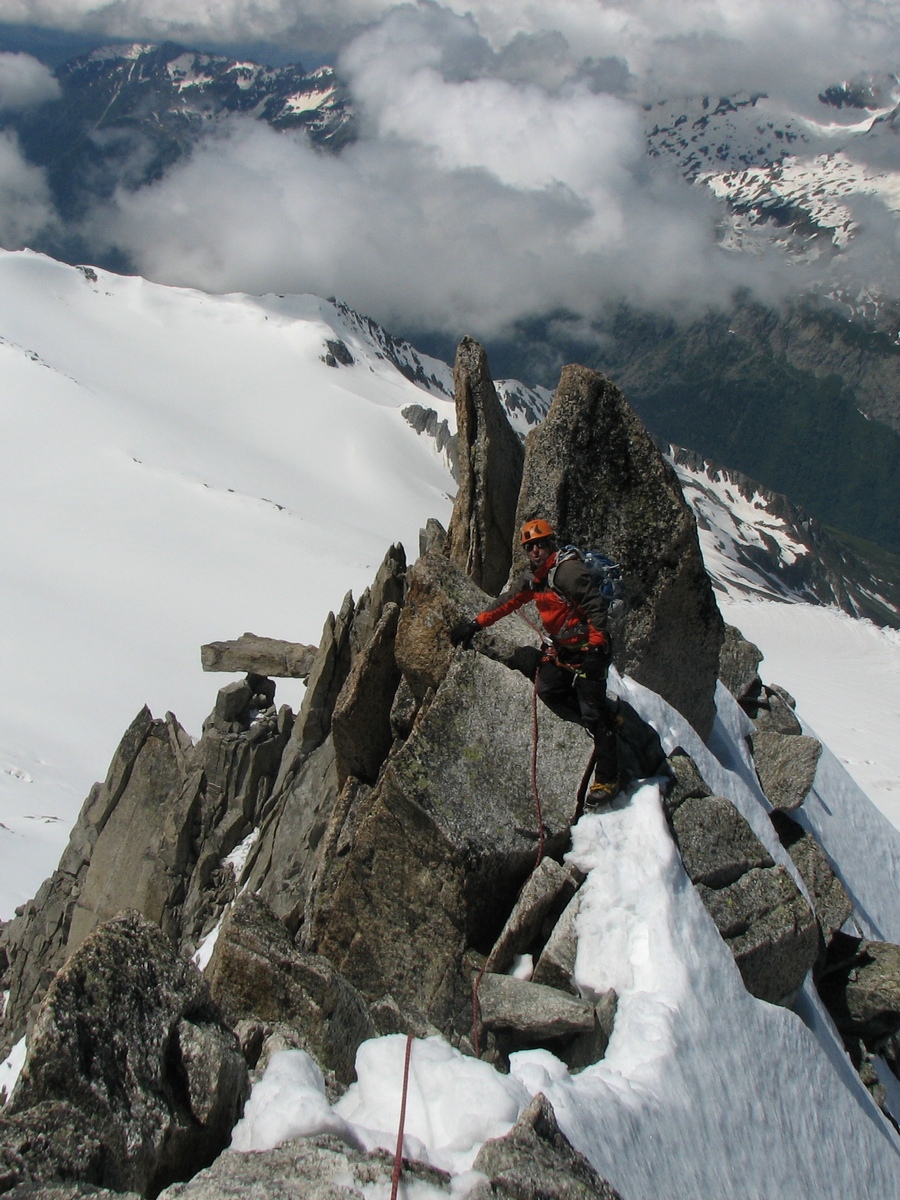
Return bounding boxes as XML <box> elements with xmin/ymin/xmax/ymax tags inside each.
<box><xmin>520</xmin><ymin>518</ymin><xmax>556</xmax><ymax>546</ymax></box>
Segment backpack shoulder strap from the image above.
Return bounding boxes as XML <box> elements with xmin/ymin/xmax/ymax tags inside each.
<box><xmin>546</xmin><ymin>545</ymin><xmax>582</xmax><ymax>593</ymax></box>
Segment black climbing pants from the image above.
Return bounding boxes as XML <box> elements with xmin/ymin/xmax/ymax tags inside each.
<box><xmin>535</xmin><ymin>649</ymin><xmax>619</xmax><ymax>783</ymax></box>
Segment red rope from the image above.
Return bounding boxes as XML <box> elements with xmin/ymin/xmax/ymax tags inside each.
<box><xmin>390</xmin><ymin>1034</ymin><xmax>414</xmax><ymax>1200</ymax></box>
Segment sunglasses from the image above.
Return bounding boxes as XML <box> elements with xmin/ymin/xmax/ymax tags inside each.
<box><xmin>526</xmin><ymin>539</ymin><xmax>551</xmax><ymax>552</ymax></box>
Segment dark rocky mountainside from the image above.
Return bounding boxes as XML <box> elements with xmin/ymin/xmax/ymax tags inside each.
<box><xmin>1</xmin><ymin>344</ymin><xmax>898</xmax><ymax>1196</ymax></box>
<box><xmin>0</xmin><ymin>41</ymin><xmax>352</xmax><ymax>226</ymax></box>
<box><xmin>669</xmin><ymin>446</ymin><xmax>900</xmax><ymax>627</ymax></box>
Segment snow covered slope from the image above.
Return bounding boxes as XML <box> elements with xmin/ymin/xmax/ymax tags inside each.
<box><xmin>646</xmin><ymin>86</ymin><xmax>900</xmax><ymax>323</ymax></box>
<box><xmin>0</xmin><ymin>248</ymin><xmax>454</xmax><ymax>917</ymax></box>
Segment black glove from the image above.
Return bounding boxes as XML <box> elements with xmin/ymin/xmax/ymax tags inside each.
<box><xmin>450</xmin><ymin>618</ymin><xmax>480</xmax><ymax>647</ymax></box>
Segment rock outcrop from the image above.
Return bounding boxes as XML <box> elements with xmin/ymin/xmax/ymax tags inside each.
<box><xmin>4</xmin><ymin>912</ymin><xmax>247</xmax><ymax>1197</ymax></box>
<box><xmin>444</xmin><ymin>337</ymin><xmax>525</xmax><ymax>595</ymax></box>
<box><xmin>1</xmin><ymin>697</ymin><xmax>292</xmax><ymax>1058</ymax></box>
<box><xmin>514</xmin><ymin>364</ymin><xmax>724</xmax><ymax>738</ymax></box>
<box><xmin>472</xmin><ymin>1093</ymin><xmax>623</xmax><ymax>1199</ymax></box>
<box><xmin>205</xmin><ymin>893</ymin><xmax>374</xmax><ymax>1089</ymax></box>
<box><xmin>2</xmin><ymin>336</ymin><xmax>881</xmax><ymax>1197</ymax></box>
<box><xmin>665</xmin><ymin>752</ymin><xmax>818</xmax><ymax>1004</ymax></box>
<box><xmin>200</xmin><ymin>633</ymin><xmax>318</xmax><ymax>678</ymax></box>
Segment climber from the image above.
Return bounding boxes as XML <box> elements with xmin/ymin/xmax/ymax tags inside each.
<box><xmin>450</xmin><ymin>518</ymin><xmax>620</xmax><ymax>805</ymax></box>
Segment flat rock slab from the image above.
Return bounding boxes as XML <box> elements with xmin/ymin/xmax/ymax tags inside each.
<box><xmin>156</xmin><ymin>1137</ymin><xmax>452</xmax><ymax>1199</ymax></box>
<box><xmin>818</xmin><ymin>941</ymin><xmax>900</xmax><ymax>1038</ymax></box>
<box><xmin>671</xmin><ymin>795</ymin><xmax>774</xmax><ymax>888</ymax></box>
<box><xmin>201</xmin><ymin>634</ymin><xmax>318</xmax><ymax>679</ymax></box>
<box><xmin>477</xmin><ymin>973</ymin><xmax>595</xmax><ymax>1039</ymax></box>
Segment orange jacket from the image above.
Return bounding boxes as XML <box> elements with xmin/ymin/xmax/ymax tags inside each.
<box><xmin>475</xmin><ymin>552</ymin><xmax>609</xmax><ymax>652</ymax></box>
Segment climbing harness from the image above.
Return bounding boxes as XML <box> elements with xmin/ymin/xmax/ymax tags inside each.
<box><xmin>390</xmin><ymin>1033</ymin><xmax>415</xmax><ymax>1200</ymax></box>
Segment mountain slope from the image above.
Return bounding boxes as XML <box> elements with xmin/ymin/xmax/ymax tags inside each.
<box><xmin>1</xmin><ymin>248</ymin><xmax>899</xmax><ymax>918</ymax></box>
<box><xmin>0</xmin><ymin>248</ymin><xmax>454</xmax><ymax>913</ymax></box>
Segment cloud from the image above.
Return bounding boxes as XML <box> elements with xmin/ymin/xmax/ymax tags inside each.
<box><xmin>10</xmin><ymin>1</ymin><xmax>900</xmax><ymax>338</ymax></box>
<box><xmin>90</xmin><ymin>108</ymin><xmax>796</xmax><ymax>338</ymax></box>
<box><xmin>0</xmin><ymin>51</ymin><xmax>60</xmax><ymax>108</ymax></box>
<box><xmin>0</xmin><ymin>131</ymin><xmax>57</xmax><ymax>246</ymax></box>
<box><xmin>6</xmin><ymin>1</ymin><xmax>900</xmax><ymax>103</ymax></box>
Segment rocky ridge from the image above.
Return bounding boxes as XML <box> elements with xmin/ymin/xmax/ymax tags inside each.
<box><xmin>1</xmin><ymin>344</ymin><xmax>898</xmax><ymax>1194</ymax></box>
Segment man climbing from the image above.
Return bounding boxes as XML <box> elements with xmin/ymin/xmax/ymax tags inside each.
<box><xmin>450</xmin><ymin>518</ymin><xmax>620</xmax><ymax>805</ymax></box>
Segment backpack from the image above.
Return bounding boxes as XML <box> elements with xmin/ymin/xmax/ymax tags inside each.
<box><xmin>550</xmin><ymin>545</ymin><xmax>628</xmax><ymax>620</ymax></box>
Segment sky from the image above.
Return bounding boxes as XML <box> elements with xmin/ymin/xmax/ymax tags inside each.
<box><xmin>1</xmin><ymin>1</ymin><xmax>900</xmax><ymax>338</ymax></box>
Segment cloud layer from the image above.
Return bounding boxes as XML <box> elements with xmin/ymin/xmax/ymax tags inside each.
<box><xmin>4</xmin><ymin>2</ymin><xmax>900</xmax><ymax>337</ymax></box>
<box><xmin>0</xmin><ymin>50</ymin><xmax>59</xmax><ymax>107</ymax></box>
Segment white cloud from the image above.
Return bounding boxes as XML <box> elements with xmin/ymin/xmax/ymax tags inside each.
<box><xmin>8</xmin><ymin>1</ymin><xmax>900</xmax><ymax>336</ymax></box>
<box><xmin>91</xmin><ymin>109</ymin><xmax>795</xmax><ymax>337</ymax></box>
<box><xmin>0</xmin><ymin>131</ymin><xmax>57</xmax><ymax>247</ymax></box>
<box><xmin>0</xmin><ymin>52</ymin><xmax>60</xmax><ymax>109</ymax></box>
<box><xmin>5</xmin><ymin>1</ymin><xmax>900</xmax><ymax>105</ymax></box>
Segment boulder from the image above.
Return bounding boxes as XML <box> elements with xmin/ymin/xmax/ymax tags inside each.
<box><xmin>770</xmin><ymin>811</ymin><xmax>853</xmax><ymax>948</ymax></box>
<box><xmin>718</xmin><ymin>624</ymin><xmax>763</xmax><ymax>703</ymax></box>
<box><xmin>2</xmin><ymin>1183</ymin><xmax>140</xmax><ymax>1200</ymax></box>
<box><xmin>445</xmin><ymin>337</ymin><xmax>525</xmax><ymax>595</ymax></box>
<box><xmin>666</xmin><ymin>788</ymin><xmax>817</xmax><ymax>1003</ymax></box>
<box><xmin>205</xmin><ymin>893</ymin><xmax>374</xmax><ymax>1088</ymax></box>
<box><xmin>154</xmin><ymin>1139</ymin><xmax>452</xmax><ymax>1199</ymax></box>
<box><xmin>696</xmin><ymin>866</ymin><xmax>819</xmax><ymax>1005</ymax></box>
<box><xmin>394</xmin><ymin>552</ymin><xmax>539</xmax><ymax>702</ymax></box>
<box><xmin>816</xmin><ymin>938</ymin><xmax>900</xmax><ymax>1039</ymax></box>
<box><xmin>514</xmin><ymin>364</ymin><xmax>723</xmax><ymax>739</ymax></box>
<box><xmin>485</xmin><ymin>859</ymin><xmax>581</xmax><ymax>974</ymax></box>
<box><xmin>7</xmin><ymin>912</ymin><xmax>248</xmax><ymax>1198</ymax></box>
<box><xmin>476</xmin><ymin>974</ymin><xmax>595</xmax><ymax>1041</ymax></box>
<box><xmin>751</xmin><ymin>730</ymin><xmax>822</xmax><ymax>811</ymax></box>
<box><xmin>532</xmin><ymin>893</ymin><xmax>581</xmax><ymax>995</ymax></box>
<box><xmin>200</xmin><ymin>634</ymin><xmax>317</xmax><ymax>679</ymax></box>
<box><xmin>309</xmin><ymin>651</ymin><xmax>590</xmax><ymax>1032</ymax></box>
<box><xmin>0</xmin><ymin>1101</ymin><xmax>127</xmax><ymax>1196</ymax></box>
<box><xmin>472</xmin><ymin>1092</ymin><xmax>623</xmax><ymax>1200</ymax></box>
<box><xmin>670</xmin><ymin>796</ymin><xmax>774</xmax><ymax>888</ymax></box>
<box><xmin>748</xmin><ymin>685</ymin><xmax>803</xmax><ymax>736</ymax></box>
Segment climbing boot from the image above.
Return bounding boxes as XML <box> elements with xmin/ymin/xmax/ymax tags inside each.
<box><xmin>585</xmin><ymin>776</ymin><xmax>620</xmax><ymax>809</ymax></box>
